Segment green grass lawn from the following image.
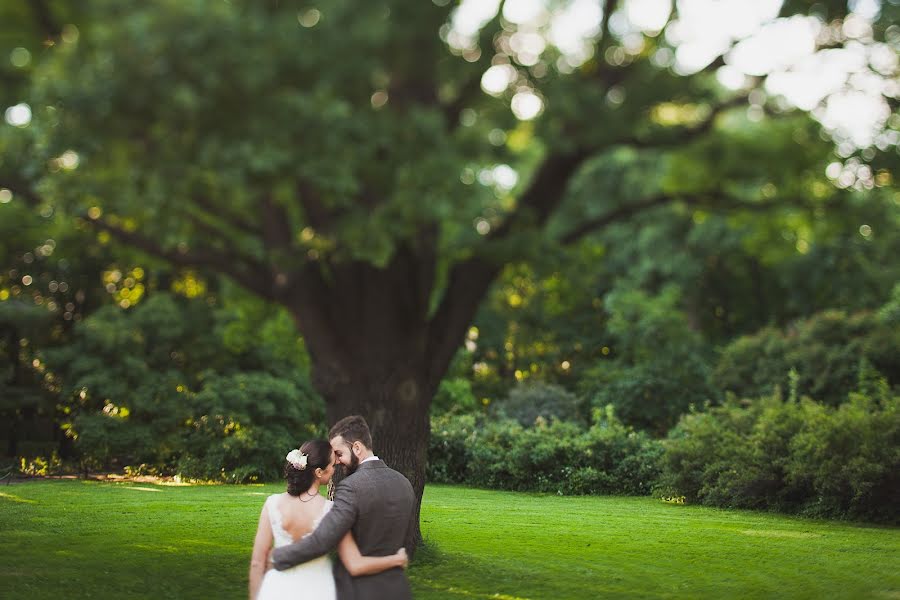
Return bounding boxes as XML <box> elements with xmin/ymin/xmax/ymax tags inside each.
<box><xmin>1</xmin><ymin>480</ymin><xmax>897</xmax><ymax>599</ymax></box>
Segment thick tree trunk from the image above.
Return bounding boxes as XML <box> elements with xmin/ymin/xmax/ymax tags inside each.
<box><xmin>284</xmin><ymin>250</ymin><xmax>443</xmax><ymax>551</ymax></box>
<box><xmin>318</xmin><ymin>369</ymin><xmax>432</xmax><ymax>550</ymax></box>
<box><xmin>282</xmin><ymin>243</ymin><xmax>498</xmax><ymax>552</ymax></box>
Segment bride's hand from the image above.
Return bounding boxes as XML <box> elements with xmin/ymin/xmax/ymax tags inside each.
<box><xmin>393</xmin><ymin>547</ymin><xmax>409</xmax><ymax>569</ymax></box>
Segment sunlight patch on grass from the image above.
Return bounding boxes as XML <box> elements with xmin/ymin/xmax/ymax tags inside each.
<box><xmin>118</xmin><ymin>486</ymin><xmax>163</xmax><ymax>492</ymax></box>
<box><xmin>132</xmin><ymin>544</ymin><xmax>180</xmax><ymax>553</ymax></box>
<box><xmin>740</xmin><ymin>529</ymin><xmax>821</xmax><ymax>539</ymax></box>
<box><xmin>0</xmin><ymin>491</ymin><xmax>37</xmax><ymax>504</ymax></box>
<box><xmin>180</xmin><ymin>539</ymin><xmax>220</xmax><ymax>547</ymax></box>
<box><xmin>4</xmin><ymin>530</ymin><xmax>44</xmax><ymax>537</ymax></box>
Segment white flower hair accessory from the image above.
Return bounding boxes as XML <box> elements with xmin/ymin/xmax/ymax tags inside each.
<box><xmin>286</xmin><ymin>449</ymin><xmax>308</xmax><ymax>470</ymax></box>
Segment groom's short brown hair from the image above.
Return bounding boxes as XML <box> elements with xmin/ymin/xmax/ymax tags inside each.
<box><xmin>329</xmin><ymin>415</ymin><xmax>373</xmax><ymax>450</ymax></box>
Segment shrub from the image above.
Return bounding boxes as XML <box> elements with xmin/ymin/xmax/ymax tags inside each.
<box><xmin>427</xmin><ymin>406</ymin><xmax>663</xmax><ymax>496</ymax></box>
<box><xmin>658</xmin><ymin>384</ymin><xmax>900</xmax><ymax>523</ymax></box>
<box><xmin>579</xmin><ymin>285</ymin><xmax>717</xmax><ymax>434</ymax></box>
<box><xmin>585</xmin><ymin>355</ymin><xmax>716</xmax><ymax>436</ymax></box>
<box><xmin>431</xmin><ymin>378</ymin><xmax>480</xmax><ymax>416</ymax></box>
<box><xmin>713</xmin><ymin>306</ymin><xmax>900</xmax><ymax>405</ymax></box>
<box><xmin>178</xmin><ymin>372</ymin><xmax>324</xmax><ymax>482</ymax></box>
<box><xmin>786</xmin><ymin>391</ymin><xmax>899</xmax><ymax>521</ymax></box>
<box><xmin>41</xmin><ymin>293</ymin><xmax>325</xmax><ymax>481</ymax></box>
<box><xmin>493</xmin><ymin>382</ymin><xmax>587</xmax><ymax>427</ymax></box>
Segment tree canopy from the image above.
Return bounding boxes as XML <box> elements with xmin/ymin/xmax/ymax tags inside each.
<box><xmin>2</xmin><ymin>0</ymin><xmax>898</xmax><ymax>544</ymax></box>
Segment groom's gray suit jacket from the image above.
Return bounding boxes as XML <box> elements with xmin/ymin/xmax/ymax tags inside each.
<box><xmin>271</xmin><ymin>459</ymin><xmax>415</xmax><ymax>600</ymax></box>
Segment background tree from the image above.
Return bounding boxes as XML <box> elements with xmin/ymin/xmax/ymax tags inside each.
<box><xmin>1</xmin><ymin>0</ymin><xmax>897</xmax><ymax>544</ymax></box>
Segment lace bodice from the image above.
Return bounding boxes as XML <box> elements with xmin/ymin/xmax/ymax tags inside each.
<box><xmin>266</xmin><ymin>494</ymin><xmax>333</xmax><ymax>548</ymax></box>
<box><xmin>258</xmin><ymin>494</ymin><xmax>336</xmax><ymax>599</ymax></box>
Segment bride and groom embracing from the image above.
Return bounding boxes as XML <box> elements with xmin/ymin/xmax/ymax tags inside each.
<box><xmin>249</xmin><ymin>415</ymin><xmax>415</xmax><ymax>600</ymax></box>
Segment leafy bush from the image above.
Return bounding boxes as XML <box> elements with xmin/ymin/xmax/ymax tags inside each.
<box><xmin>658</xmin><ymin>382</ymin><xmax>899</xmax><ymax>523</ymax></box>
<box><xmin>492</xmin><ymin>382</ymin><xmax>587</xmax><ymax>427</ymax></box>
<box><xmin>785</xmin><ymin>390</ymin><xmax>899</xmax><ymax>522</ymax></box>
<box><xmin>579</xmin><ymin>286</ymin><xmax>717</xmax><ymax>434</ymax></box>
<box><xmin>431</xmin><ymin>377</ymin><xmax>480</xmax><ymax>416</ymax></box>
<box><xmin>584</xmin><ymin>355</ymin><xmax>716</xmax><ymax>436</ymax></box>
<box><xmin>42</xmin><ymin>293</ymin><xmax>325</xmax><ymax>481</ymax></box>
<box><xmin>713</xmin><ymin>305</ymin><xmax>900</xmax><ymax>405</ymax></box>
<box><xmin>178</xmin><ymin>372</ymin><xmax>323</xmax><ymax>482</ymax></box>
<box><xmin>428</xmin><ymin>406</ymin><xmax>663</xmax><ymax>496</ymax></box>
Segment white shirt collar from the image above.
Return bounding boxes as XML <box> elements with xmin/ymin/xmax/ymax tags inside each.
<box><xmin>361</xmin><ymin>455</ymin><xmax>380</xmax><ymax>464</ymax></box>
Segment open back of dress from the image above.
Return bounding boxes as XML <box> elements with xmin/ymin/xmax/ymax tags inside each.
<box><xmin>256</xmin><ymin>494</ymin><xmax>336</xmax><ymax>600</ymax></box>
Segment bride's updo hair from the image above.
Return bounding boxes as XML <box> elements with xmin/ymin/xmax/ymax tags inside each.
<box><xmin>284</xmin><ymin>439</ymin><xmax>332</xmax><ymax>496</ymax></box>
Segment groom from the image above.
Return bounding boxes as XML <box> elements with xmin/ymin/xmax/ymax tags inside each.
<box><xmin>271</xmin><ymin>415</ymin><xmax>415</xmax><ymax>600</ymax></box>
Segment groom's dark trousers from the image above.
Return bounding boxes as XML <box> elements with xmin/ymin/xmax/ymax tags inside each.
<box><xmin>271</xmin><ymin>460</ymin><xmax>415</xmax><ymax>600</ymax></box>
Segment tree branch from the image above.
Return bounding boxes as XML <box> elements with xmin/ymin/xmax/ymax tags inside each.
<box><xmin>490</xmin><ymin>150</ymin><xmax>590</xmax><ymax>240</ymax></box>
<box><xmin>179</xmin><ymin>213</ymin><xmax>232</xmax><ymax>243</ymax></box>
<box><xmin>599</xmin><ymin>0</ymin><xmax>619</xmax><ymax>50</ymax></box>
<box><xmin>85</xmin><ymin>214</ymin><xmax>275</xmax><ymax>299</ymax></box>
<box><xmin>561</xmin><ymin>191</ymin><xmax>844</xmax><ymax>245</ymax></box>
<box><xmin>589</xmin><ymin>0</ymin><xmax>628</xmax><ymax>89</ymax></box>
<box><xmin>282</xmin><ymin>262</ymin><xmax>357</xmax><ymax>384</ymax></box>
<box><xmin>442</xmin><ymin>74</ymin><xmax>483</xmax><ymax>129</ymax></box>
<box><xmin>424</xmin><ymin>255</ymin><xmax>500</xmax><ymax>387</ymax></box>
<box><xmin>559</xmin><ymin>192</ymin><xmax>685</xmax><ymax>244</ymax></box>
<box><xmin>191</xmin><ymin>195</ymin><xmax>260</xmax><ymax>237</ymax></box>
<box><xmin>296</xmin><ymin>180</ymin><xmax>335</xmax><ymax>231</ymax></box>
<box><xmin>425</xmin><ymin>148</ymin><xmax>589</xmax><ymax>384</ymax></box>
<box><xmin>260</xmin><ymin>192</ymin><xmax>293</xmax><ymax>250</ymax></box>
<box><xmin>30</xmin><ymin>0</ymin><xmax>62</xmax><ymax>39</ymax></box>
<box><xmin>620</xmin><ymin>92</ymin><xmax>752</xmax><ymax>148</ymax></box>
<box><xmin>440</xmin><ymin>6</ymin><xmax>507</xmax><ymax>130</ymax></box>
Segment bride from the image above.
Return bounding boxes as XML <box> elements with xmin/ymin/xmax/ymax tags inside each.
<box><xmin>248</xmin><ymin>440</ymin><xmax>407</xmax><ymax>599</ymax></box>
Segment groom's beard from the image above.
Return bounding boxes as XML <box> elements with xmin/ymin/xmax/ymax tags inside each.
<box><xmin>343</xmin><ymin>453</ymin><xmax>360</xmax><ymax>476</ymax></box>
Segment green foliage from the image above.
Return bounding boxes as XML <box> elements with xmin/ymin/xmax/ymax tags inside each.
<box><xmin>493</xmin><ymin>381</ymin><xmax>586</xmax><ymax>426</ymax></box>
<box><xmin>713</xmin><ymin>304</ymin><xmax>900</xmax><ymax>405</ymax></box>
<box><xmin>580</xmin><ymin>188</ymin><xmax>900</xmax><ymax>343</ymax></box>
<box><xmin>18</xmin><ymin>451</ymin><xmax>63</xmax><ymax>477</ymax></box>
<box><xmin>428</xmin><ymin>408</ymin><xmax>662</xmax><ymax>496</ymax></box>
<box><xmin>14</xmin><ymin>0</ymin><xmax>488</xmax><ymax>265</ymax></box>
<box><xmin>879</xmin><ymin>282</ymin><xmax>900</xmax><ymax>326</ymax></box>
<box><xmin>659</xmin><ymin>385</ymin><xmax>900</xmax><ymax>523</ymax></box>
<box><xmin>430</xmin><ymin>377</ymin><xmax>479</xmax><ymax>417</ymax></box>
<box><xmin>786</xmin><ymin>391</ymin><xmax>899</xmax><ymax>522</ymax></box>
<box><xmin>580</xmin><ymin>286</ymin><xmax>717</xmax><ymax>434</ymax></box>
<box><xmin>41</xmin><ymin>292</ymin><xmax>324</xmax><ymax>481</ymax></box>
<box><xmin>178</xmin><ymin>373</ymin><xmax>322</xmax><ymax>482</ymax></box>
<box><xmin>585</xmin><ymin>357</ymin><xmax>714</xmax><ymax>435</ymax></box>
<box><xmin>466</xmin><ymin>254</ymin><xmax>610</xmax><ymax>404</ymax></box>
<box><xmin>0</xmin><ymin>196</ymin><xmax>121</xmax><ymax>457</ymax></box>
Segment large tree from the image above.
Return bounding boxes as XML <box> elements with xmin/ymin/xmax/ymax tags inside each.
<box><xmin>2</xmin><ymin>0</ymin><xmax>897</xmax><ymax>543</ymax></box>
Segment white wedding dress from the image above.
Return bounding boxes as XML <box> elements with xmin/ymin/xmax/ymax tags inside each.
<box><xmin>257</xmin><ymin>494</ymin><xmax>336</xmax><ymax>600</ymax></box>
